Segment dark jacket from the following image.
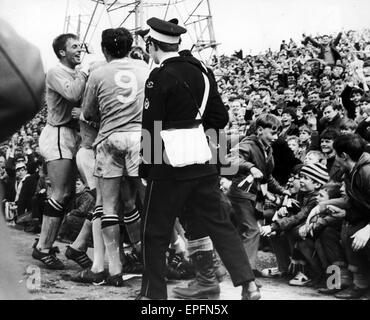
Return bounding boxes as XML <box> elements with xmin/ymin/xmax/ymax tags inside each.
<box><xmin>308</xmin><ymin>208</ymin><xmax>344</xmax><ymax>237</ymax></box>
<box><xmin>326</xmin><ymin>155</ymin><xmax>344</xmax><ymax>182</ymax></box>
<box><xmin>66</xmin><ymin>188</ymin><xmax>95</xmax><ymax>218</ymax></box>
<box><xmin>341</xmin><ymin>85</ymin><xmax>357</xmax><ymax>119</ymax></box>
<box><xmin>317</xmin><ymin>113</ymin><xmax>342</xmax><ymax>134</ymax></box>
<box><xmin>343</xmin><ymin>152</ymin><xmax>370</xmax><ymax>224</ymax></box>
<box><xmin>303</xmin><ymin>33</ymin><xmax>342</xmax><ymax>65</ymax></box>
<box><xmin>272</xmin><ymin>190</ymin><xmax>318</xmax><ymax>232</ymax></box>
<box><xmin>272</xmin><ymin>138</ymin><xmax>302</xmax><ymax>185</ymax></box>
<box><xmin>325</xmin><ymin>152</ymin><xmax>370</xmax><ymax>224</ymax></box>
<box><xmin>16</xmin><ymin>172</ymin><xmax>39</xmax><ymax>216</ymax></box>
<box><xmin>227</xmin><ymin>135</ymin><xmax>285</xmax><ymax>200</ymax></box>
<box><xmin>356</xmin><ymin>119</ymin><xmax>370</xmax><ymax>143</ymax></box>
<box><xmin>140</xmin><ymin>55</ymin><xmax>228</xmax><ymax>180</ymax></box>
<box><xmin>279</xmin><ymin>124</ymin><xmax>299</xmax><ymax>140</ymax></box>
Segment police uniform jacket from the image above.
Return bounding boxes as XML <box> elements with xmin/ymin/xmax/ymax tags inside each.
<box><xmin>139</xmin><ymin>55</ymin><xmax>228</xmax><ymax>180</ymax></box>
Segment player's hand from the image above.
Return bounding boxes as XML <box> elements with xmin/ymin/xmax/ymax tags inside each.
<box><xmin>260</xmin><ymin>225</ymin><xmax>273</xmax><ymax>237</ymax></box>
<box><xmin>250</xmin><ymin>167</ymin><xmax>263</xmax><ymax>179</ymax></box>
<box><xmin>71</xmin><ymin>108</ymin><xmax>81</xmax><ymax>120</ymax></box>
<box><xmin>79</xmin><ymin>53</ymin><xmax>99</xmax><ymax>76</ymax></box>
<box><xmin>351</xmin><ymin>225</ymin><xmax>370</xmax><ymax>251</ymax></box>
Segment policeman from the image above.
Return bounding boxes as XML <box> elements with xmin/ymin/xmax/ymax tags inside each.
<box><xmin>138</xmin><ymin>17</ymin><xmax>260</xmax><ymax>300</ymax></box>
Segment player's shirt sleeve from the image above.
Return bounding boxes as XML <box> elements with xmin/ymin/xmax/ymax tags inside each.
<box><xmin>46</xmin><ymin>67</ymin><xmax>87</xmax><ymax>103</ymax></box>
<box><xmin>82</xmin><ymin>72</ymin><xmax>99</xmax><ymax>122</ymax></box>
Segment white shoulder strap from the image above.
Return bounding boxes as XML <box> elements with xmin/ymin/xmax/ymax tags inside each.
<box><xmin>196</xmin><ymin>72</ymin><xmax>210</xmax><ymax>120</ymax></box>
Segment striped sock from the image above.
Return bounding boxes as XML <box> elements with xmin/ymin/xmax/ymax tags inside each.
<box><xmin>44</xmin><ymin>198</ymin><xmax>64</xmax><ymax>217</ymax></box>
<box><xmin>123</xmin><ymin>208</ymin><xmax>140</xmax><ymax>225</ymax></box>
<box><xmin>101</xmin><ymin>215</ymin><xmax>120</xmax><ymax>229</ymax></box>
<box><xmin>92</xmin><ymin>206</ymin><xmax>103</xmax><ymax>221</ymax></box>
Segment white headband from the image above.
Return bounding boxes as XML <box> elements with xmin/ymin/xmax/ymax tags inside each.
<box><xmin>148</xmin><ymin>28</ymin><xmax>180</xmax><ymax>44</ymax></box>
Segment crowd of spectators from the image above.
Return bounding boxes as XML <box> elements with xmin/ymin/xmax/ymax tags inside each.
<box><xmin>213</xmin><ymin>28</ymin><xmax>370</xmax><ymax>299</ymax></box>
<box><xmin>2</xmin><ymin>27</ymin><xmax>370</xmax><ymax>299</ymax></box>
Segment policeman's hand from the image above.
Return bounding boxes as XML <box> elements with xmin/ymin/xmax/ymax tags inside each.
<box><xmin>71</xmin><ymin>108</ymin><xmax>81</xmax><ymax>120</ymax></box>
<box><xmin>351</xmin><ymin>225</ymin><xmax>370</xmax><ymax>251</ymax></box>
<box><xmin>141</xmin><ymin>179</ymin><xmax>147</xmax><ymax>187</ymax></box>
<box><xmin>250</xmin><ymin>167</ymin><xmax>263</xmax><ymax>179</ymax></box>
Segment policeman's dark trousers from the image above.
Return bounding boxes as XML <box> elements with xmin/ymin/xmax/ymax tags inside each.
<box><xmin>140</xmin><ymin>174</ymin><xmax>254</xmax><ymax>299</ymax></box>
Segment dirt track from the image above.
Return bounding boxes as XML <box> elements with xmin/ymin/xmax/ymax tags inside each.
<box><xmin>8</xmin><ymin>227</ymin><xmax>338</xmax><ymax>300</ymax></box>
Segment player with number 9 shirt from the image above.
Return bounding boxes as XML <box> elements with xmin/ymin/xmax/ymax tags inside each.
<box><xmin>81</xmin><ymin>27</ymin><xmax>149</xmax><ymax>285</ymax></box>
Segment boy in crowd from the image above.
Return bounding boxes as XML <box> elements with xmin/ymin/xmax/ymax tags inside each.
<box><xmin>279</xmin><ymin>107</ymin><xmax>299</xmax><ymax>140</ymax></box>
<box><xmin>298</xmin><ymin>124</ymin><xmax>313</xmax><ymax>159</ymax></box>
<box><xmin>260</xmin><ymin>163</ymin><xmax>329</xmax><ymax>286</ymax></box>
<box><xmin>317</xmin><ymin>102</ymin><xmax>343</xmax><ymax>134</ymax></box>
<box><xmin>312</xmin><ymin>134</ymin><xmax>370</xmax><ymax>299</ymax></box>
<box><xmin>227</xmin><ymin>114</ymin><xmax>286</xmax><ymax>274</ymax></box>
<box><xmin>319</xmin><ymin>128</ymin><xmax>343</xmax><ymax>182</ymax></box>
<box><xmin>304</xmin><ymin>150</ymin><xmax>326</xmax><ymax>166</ymax></box>
<box><xmin>304</xmin><ymin>182</ymin><xmax>351</xmax><ymax>294</ymax></box>
<box><xmin>340</xmin><ymin>118</ymin><xmax>357</xmax><ymax>134</ymax></box>
<box><xmin>260</xmin><ymin>165</ymin><xmax>303</xmax><ymax>279</ymax></box>
<box><xmin>58</xmin><ymin>177</ymin><xmax>95</xmax><ymax>247</ymax></box>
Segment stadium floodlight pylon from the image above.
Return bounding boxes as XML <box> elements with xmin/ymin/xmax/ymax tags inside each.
<box><xmin>63</xmin><ymin>0</ymin><xmax>219</xmax><ymax>63</ymax></box>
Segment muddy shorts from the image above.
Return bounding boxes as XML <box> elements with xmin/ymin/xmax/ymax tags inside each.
<box><xmin>94</xmin><ymin>131</ymin><xmax>141</xmax><ymax>178</ymax></box>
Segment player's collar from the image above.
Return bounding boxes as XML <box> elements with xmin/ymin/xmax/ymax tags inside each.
<box><xmin>109</xmin><ymin>57</ymin><xmax>129</xmax><ymax>64</ymax></box>
<box><xmin>58</xmin><ymin>62</ymin><xmax>76</xmax><ymax>72</ymax></box>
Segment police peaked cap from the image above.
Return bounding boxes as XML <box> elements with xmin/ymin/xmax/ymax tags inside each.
<box><xmin>146</xmin><ymin>17</ymin><xmax>187</xmax><ymax>44</ymax></box>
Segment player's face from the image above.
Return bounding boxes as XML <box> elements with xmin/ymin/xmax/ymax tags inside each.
<box><xmin>64</xmin><ymin>38</ymin><xmax>83</xmax><ymax>67</ymax></box>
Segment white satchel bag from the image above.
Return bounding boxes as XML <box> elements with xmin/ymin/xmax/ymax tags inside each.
<box><xmin>160</xmin><ymin>72</ymin><xmax>211</xmax><ymax>167</ymax></box>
